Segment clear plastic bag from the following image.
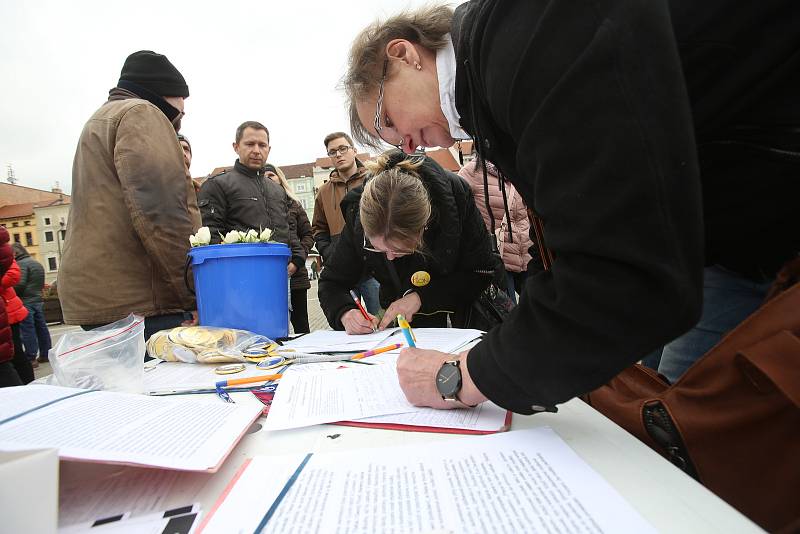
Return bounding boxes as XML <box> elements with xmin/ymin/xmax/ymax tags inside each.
<box><xmin>49</xmin><ymin>314</ymin><xmax>145</xmax><ymax>393</ymax></box>
<box><xmin>146</xmin><ymin>326</ymin><xmax>274</xmax><ymax>363</ymax></box>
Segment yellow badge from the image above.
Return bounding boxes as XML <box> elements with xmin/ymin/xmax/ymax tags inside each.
<box><xmin>411</xmin><ymin>270</ymin><xmax>431</xmax><ymax>287</ymax></box>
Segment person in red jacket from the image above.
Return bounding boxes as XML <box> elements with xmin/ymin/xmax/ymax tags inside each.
<box><xmin>0</xmin><ymin>230</ymin><xmax>34</xmax><ymax>384</ymax></box>
<box><xmin>0</xmin><ymin>227</ymin><xmax>24</xmax><ymax>387</ymax></box>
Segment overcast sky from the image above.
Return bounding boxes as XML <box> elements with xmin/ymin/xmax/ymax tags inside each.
<box><xmin>0</xmin><ymin>0</ymin><xmax>457</xmax><ymax>194</ymax></box>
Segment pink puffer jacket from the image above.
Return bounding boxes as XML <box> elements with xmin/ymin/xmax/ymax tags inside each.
<box><xmin>458</xmin><ymin>160</ymin><xmax>532</xmax><ymax>273</ymax></box>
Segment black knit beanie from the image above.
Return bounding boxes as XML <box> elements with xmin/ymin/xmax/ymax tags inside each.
<box><xmin>119</xmin><ymin>51</ymin><xmax>189</xmax><ymax>97</ymax></box>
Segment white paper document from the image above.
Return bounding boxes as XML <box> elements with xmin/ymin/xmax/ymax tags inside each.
<box><xmin>200</xmin><ymin>427</ymin><xmax>655</xmax><ymax>534</ymax></box>
<box><xmin>348</xmin><ymin>400</ymin><xmax>509</xmax><ymax>433</ymax></box>
<box><xmin>144</xmin><ymin>361</ymin><xmax>273</xmax><ymax>395</ymax></box>
<box><xmin>263</xmin><ymin>363</ymin><xmax>416</xmax><ymax>430</ymax></box>
<box><xmin>0</xmin><ymin>385</ymin><xmax>262</xmax><ymax>472</ymax></box>
<box><xmin>280</xmin><ymin>329</ymin><xmax>397</xmax><ymax>353</ymax></box>
<box><xmin>59</xmin><ymin>467</ymin><xmax>210</xmax><ymax>527</ymax></box>
<box><xmin>379</xmin><ymin>327</ymin><xmax>484</xmax><ymax>355</ymax></box>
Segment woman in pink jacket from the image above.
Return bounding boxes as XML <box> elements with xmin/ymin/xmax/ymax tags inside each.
<box><xmin>459</xmin><ymin>159</ymin><xmax>538</xmax><ymax>304</ymax></box>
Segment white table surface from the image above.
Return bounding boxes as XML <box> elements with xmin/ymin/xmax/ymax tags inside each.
<box><xmin>59</xmin><ymin>390</ymin><xmax>762</xmax><ymax>533</ymax></box>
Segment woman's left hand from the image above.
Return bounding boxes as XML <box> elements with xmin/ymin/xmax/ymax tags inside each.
<box><xmin>379</xmin><ymin>292</ymin><xmax>421</xmax><ymax>330</ymax></box>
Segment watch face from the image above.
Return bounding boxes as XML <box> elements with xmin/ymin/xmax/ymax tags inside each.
<box><xmin>436</xmin><ymin>362</ymin><xmax>462</xmax><ymax>398</ymax></box>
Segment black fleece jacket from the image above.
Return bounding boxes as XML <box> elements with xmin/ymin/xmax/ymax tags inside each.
<box><xmin>453</xmin><ymin>0</ymin><xmax>705</xmax><ymax>414</ymax></box>
<box><xmin>198</xmin><ymin>160</ymin><xmax>304</xmax><ymax>269</ymax></box>
<box><xmin>318</xmin><ymin>153</ymin><xmax>496</xmax><ymax>329</ymax></box>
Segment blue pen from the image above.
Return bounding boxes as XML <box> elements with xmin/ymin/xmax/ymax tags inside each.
<box><xmin>397</xmin><ymin>314</ymin><xmax>416</xmax><ymax>348</ymax></box>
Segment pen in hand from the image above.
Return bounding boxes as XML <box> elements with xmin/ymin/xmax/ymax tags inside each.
<box><xmin>349</xmin><ymin>289</ymin><xmax>377</xmax><ymax>332</ymax></box>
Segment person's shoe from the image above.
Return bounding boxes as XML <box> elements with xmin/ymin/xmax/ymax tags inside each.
<box><xmin>37</xmin><ymin>356</ymin><xmax>49</xmax><ymax>363</ymax></box>
<box><xmin>30</xmin><ymin>359</ymin><xmax>39</xmax><ymax>369</ymax></box>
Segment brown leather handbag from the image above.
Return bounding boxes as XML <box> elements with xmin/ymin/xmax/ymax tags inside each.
<box><xmin>583</xmin><ymin>282</ymin><xmax>800</xmax><ymax>532</ymax></box>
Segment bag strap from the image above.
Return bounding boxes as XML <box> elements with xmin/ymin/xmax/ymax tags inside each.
<box><xmin>528</xmin><ymin>208</ymin><xmax>555</xmax><ymax>271</ymax></box>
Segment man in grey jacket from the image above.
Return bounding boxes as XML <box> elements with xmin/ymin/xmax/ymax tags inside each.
<box><xmin>12</xmin><ymin>243</ymin><xmax>51</xmax><ymax>363</ymax></box>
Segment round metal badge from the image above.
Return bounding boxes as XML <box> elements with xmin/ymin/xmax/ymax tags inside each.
<box><xmin>411</xmin><ymin>270</ymin><xmax>431</xmax><ymax>287</ymax></box>
<box><xmin>256</xmin><ymin>356</ymin><xmax>288</xmax><ymax>370</ymax></box>
<box><xmin>214</xmin><ymin>363</ymin><xmax>246</xmax><ymax>375</ymax></box>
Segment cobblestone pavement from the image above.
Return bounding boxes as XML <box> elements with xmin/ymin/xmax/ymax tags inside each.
<box><xmin>33</xmin><ymin>280</ymin><xmax>331</xmax><ymax>380</ymax></box>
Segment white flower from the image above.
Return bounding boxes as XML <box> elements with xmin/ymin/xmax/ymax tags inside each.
<box><xmin>244</xmin><ymin>229</ymin><xmax>259</xmax><ymax>243</ymax></box>
<box><xmin>222</xmin><ymin>230</ymin><xmax>241</xmax><ymax>244</ymax></box>
<box><xmin>189</xmin><ymin>226</ymin><xmax>212</xmax><ymax>247</ymax></box>
<box><xmin>259</xmin><ymin>228</ymin><xmax>273</xmax><ymax>242</ymax></box>
<box><xmin>196</xmin><ymin>226</ymin><xmax>211</xmax><ymax>245</ymax></box>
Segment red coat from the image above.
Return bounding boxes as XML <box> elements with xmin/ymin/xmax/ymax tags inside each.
<box><xmin>1</xmin><ymin>261</ymin><xmax>28</xmax><ymax>325</ymax></box>
<box><xmin>0</xmin><ymin>288</ymin><xmax>11</xmax><ymax>364</ymax></box>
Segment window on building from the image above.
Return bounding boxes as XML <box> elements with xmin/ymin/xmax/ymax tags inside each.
<box><xmin>45</xmin><ymin>231</ymin><xmax>54</xmax><ymax>242</ymax></box>
<box><xmin>48</xmin><ymin>257</ymin><xmax>58</xmax><ymax>271</ymax></box>
<box><xmin>44</xmin><ymin>217</ymin><xmax>51</xmax><ymax>226</ymax></box>
<box><xmin>13</xmin><ymin>233</ymin><xmax>20</xmax><ymax>244</ymax></box>
<box><xmin>60</xmin><ymin>229</ymin><xmax>66</xmax><ymax>240</ymax></box>
<box><xmin>24</xmin><ymin>220</ymin><xmax>31</xmax><ymax>226</ymax></box>
<box><xmin>25</xmin><ymin>232</ymin><xmax>33</xmax><ymax>246</ymax></box>
<box><xmin>295</xmin><ymin>183</ymin><xmax>307</xmax><ymax>193</ymax></box>
<box><xmin>11</xmin><ymin>222</ymin><xmax>18</xmax><ymax>227</ymax></box>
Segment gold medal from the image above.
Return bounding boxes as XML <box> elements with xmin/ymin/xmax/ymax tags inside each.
<box><xmin>214</xmin><ymin>363</ymin><xmax>246</xmax><ymax>375</ymax></box>
<box><xmin>411</xmin><ymin>270</ymin><xmax>431</xmax><ymax>287</ymax></box>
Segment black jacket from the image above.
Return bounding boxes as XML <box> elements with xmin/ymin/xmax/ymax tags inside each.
<box><xmin>13</xmin><ymin>250</ymin><xmax>44</xmax><ymax>305</ymax></box>
<box><xmin>453</xmin><ymin>0</ymin><xmax>705</xmax><ymax>413</ymax></box>
<box><xmin>668</xmin><ymin>0</ymin><xmax>800</xmax><ymax>279</ymax></box>
<box><xmin>198</xmin><ymin>160</ymin><xmax>304</xmax><ymax>269</ymax></box>
<box><xmin>318</xmin><ymin>153</ymin><xmax>496</xmax><ymax>329</ymax></box>
<box><xmin>289</xmin><ymin>198</ymin><xmax>313</xmax><ymax>291</ymax></box>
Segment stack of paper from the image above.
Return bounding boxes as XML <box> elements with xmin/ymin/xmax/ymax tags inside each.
<box><xmin>199</xmin><ymin>427</ymin><xmax>656</xmax><ymax>533</ymax></box>
<box><xmin>0</xmin><ymin>384</ymin><xmax>263</xmax><ymax>472</ymax></box>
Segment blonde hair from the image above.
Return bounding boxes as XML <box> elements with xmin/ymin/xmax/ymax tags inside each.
<box><xmin>266</xmin><ymin>165</ymin><xmax>298</xmax><ymax>202</ymax></box>
<box><xmin>344</xmin><ymin>4</ymin><xmax>454</xmax><ymax>149</ymax></box>
<box><xmin>361</xmin><ymin>152</ymin><xmax>431</xmax><ymax>248</ymax></box>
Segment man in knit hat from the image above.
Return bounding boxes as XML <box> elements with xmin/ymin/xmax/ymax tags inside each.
<box><xmin>59</xmin><ymin>50</ymin><xmax>201</xmax><ymax>344</ymax></box>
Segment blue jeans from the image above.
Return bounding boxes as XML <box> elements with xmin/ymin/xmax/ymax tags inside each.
<box><xmin>19</xmin><ymin>302</ymin><xmax>52</xmax><ymax>360</ymax></box>
<box><xmin>657</xmin><ymin>266</ymin><xmax>771</xmax><ymax>383</ymax></box>
<box><xmin>505</xmin><ymin>270</ymin><xmax>528</xmax><ymax>305</ymax></box>
<box><xmin>357</xmin><ymin>277</ymin><xmax>381</xmax><ymax>315</ymax></box>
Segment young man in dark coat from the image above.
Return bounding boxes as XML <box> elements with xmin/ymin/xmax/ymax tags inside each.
<box><xmin>198</xmin><ymin>121</ymin><xmax>305</xmax><ymax>276</ymax></box>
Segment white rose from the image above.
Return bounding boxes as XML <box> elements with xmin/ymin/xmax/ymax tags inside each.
<box><xmin>196</xmin><ymin>226</ymin><xmax>211</xmax><ymax>245</ymax></box>
<box><xmin>259</xmin><ymin>228</ymin><xmax>273</xmax><ymax>242</ymax></box>
<box><xmin>189</xmin><ymin>234</ymin><xmax>199</xmax><ymax>247</ymax></box>
<box><xmin>222</xmin><ymin>230</ymin><xmax>241</xmax><ymax>244</ymax></box>
<box><xmin>244</xmin><ymin>229</ymin><xmax>259</xmax><ymax>243</ymax></box>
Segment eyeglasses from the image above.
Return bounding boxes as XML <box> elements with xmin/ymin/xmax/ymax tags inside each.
<box><xmin>363</xmin><ymin>235</ymin><xmax>416</xmax><ymax>258</ymax></box>
<box><xmin>374</xmin><ymin>59</ymin><xmax>404</xmax><ymax>148</ymax></box>
<box><xmin>327</xmin><ymin>146</ymin><xmax>353</xmax><ymax>158</ymax></box>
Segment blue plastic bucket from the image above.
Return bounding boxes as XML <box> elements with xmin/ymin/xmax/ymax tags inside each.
<box><xmin>188</xmin><ymin>243</ymin><xmax>290</xmax><ymax>339</ymax></box>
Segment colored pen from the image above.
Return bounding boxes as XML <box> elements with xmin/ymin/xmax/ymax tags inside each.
<box><xmin>351</xmin><ymin>343</ymin><xmax>404</xmax><ymax>360</ymax></box>
<box><xmin>215</xmin><ymin>373</ymin><xmax>283</xmax><ymax>389</ymax></box>
<box><xmin>397</xmin><ymin>315</ymin><xmax>416</xmax><ymax>348</ymax></box>
<box><xmin>350</xmin><ymin>289</ymin><xmax>376</xmax><ymax>332</ymax></box>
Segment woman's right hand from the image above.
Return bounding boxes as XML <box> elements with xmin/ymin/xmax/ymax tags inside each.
<box><xmin>341</xmin><ymin>308</ymin><xmax>377</xmax><ymax>334</ymax></box>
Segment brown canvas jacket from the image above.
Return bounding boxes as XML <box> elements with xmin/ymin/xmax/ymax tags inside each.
<box><xmin>60</xmin><ymin>95</ymin><xmax>201</xmax><ymax>325</ymax></box>
<box><xmin>311</xmin><ymin>166</ymin><xmax>366</xmax><ymax>261</ymax></box>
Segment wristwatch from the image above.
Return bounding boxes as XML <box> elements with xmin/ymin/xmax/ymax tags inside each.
<box><xmin>436</xmin><ymin>360</ymin><xmax>476</xmax><ymax>407</ymax></box>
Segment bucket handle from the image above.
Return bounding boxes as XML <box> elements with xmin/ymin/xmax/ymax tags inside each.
<box><xmin>184</xmin><ymin>256</ymin><xmax>195</xmax><ymax>296</ymax></box>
